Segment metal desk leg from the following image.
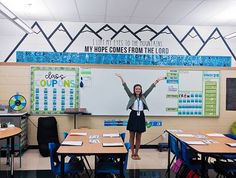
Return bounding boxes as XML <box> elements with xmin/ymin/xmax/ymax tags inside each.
<box><xmin>201</xmin><ymin>154</ymin><xmax>208</xmax><ymax>178</ymax></box>
<box><xmin>6</xmin><ymin>138</ymin><xmax>10</xmax><ymax>165</ymax></box>
<box><xmin>74</xmin><ymin>114</ymin><xmax>76</xmax><ymax>129</ymax></box>
<box><xmin>61</xmin><ymin>155</ymin><xmax>65</xmax><ymax>178</ymax></box>
<box><xmin>120</xmin><ymin>154</ymin><xmax>125</xmax><ymax>178</ymax></box>
<box><xmin>10</xmin><ymin>136</ymin><xmax>14</xmax><ymax>176</ymax></box>
<box><xmin>167</xmin><ymin>134</ymin><xmax>171</xmax><ymax>178</ymax></box>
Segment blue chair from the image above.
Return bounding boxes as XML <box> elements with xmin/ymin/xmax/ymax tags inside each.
<box><xmin>180</xmin><ymin>141</ymin><xmax>210</xmax><ymax>177</ymax></box>
<box><xmin>120</xmin><ymin>132</ymin><xmax>126</xmax><ymax>142</ymax></box>
<box><xmin>63</xmin><ymin>131</ymin><xmax>92</xmax><ymax>177</ymax></box>
<box><xmin>165</xmin><ymin>134</ymin><xmax>181</xmax><ymax>176</ymax></box>
<box><xmin>212</xmin><ymin>160</ymin><xmax>236</xmax><ymax>178</ymax></box>
<box><xmin>169</xmin><ymin>134</ymin><xmax>181</xmax><ymax>162</ymax></box>
<box><xmin>224</xmin><ymin>133</ymin><xmax>236</xmax><ymax>140</ymax></box>
<box><xmin>95</xmin><ymin>142</ymin><xmax>130</xmax><ymax>177</ymax></box>
<box><xmin>97</xmin><ymin>132</ymin><xmax>126</xmax><ymax>163</ymax></box>
<box><xmin>48</xmin><ymin>142</ymin><xmax>83</xmax><ymax>177</ymax></box>
<box><xmin>215</xmin><ymin>133</ymin><xmax>236</xmax><ymax>161</ymax></box>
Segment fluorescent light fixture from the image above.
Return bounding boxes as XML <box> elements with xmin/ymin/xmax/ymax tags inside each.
<box><xmin>0</xmin><ymin>2</ymin><xmax>16</xmax><ymax>19</ymax></box>
<box><xmin>0</xmin><ymin>2</ymin><xmax>34</xmax><ymax>34</ymax></box>
<box><xmin>14</xmin><ymin>18</ymin><xmax>34</xmax><ymax>34</ymax></box>
<box><xmin>224</xmin><ymin>32</ymin><xmax>236</xmax><ymax>39</ymax></box>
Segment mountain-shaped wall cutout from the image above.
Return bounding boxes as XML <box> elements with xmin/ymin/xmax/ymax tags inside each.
<box><xmin>96</xmin><ymin>24</ymin><xmax>117</xmax><ymax>39</ymax></box>
<box><xmin>48</xmin><ymin>23</ymin><xmax>73</xmax><ymax>52</ymax></box>
<box><xmin>111</xmin><ymin>25</ymin><xmax>141</xmax><ymax>40</ymax></box>
<box><xmin>135</xmin><ymin>25</ymin><xmax>158</xmax><ymax>40</ymax></box>
<box><xmin>5</xmin><ymin>21</ymin><xmax>56</xmax><ymax>62</ymax></box>
<box><xmin>181</xmin><ymin>27</ymin><xmax>205</xmax><ymax>55</ymax></box>
<box><xmin>64</xmin><ymin>24</ymin><xmax>102</xmax><ymax>52</ymax></box>
<box><xmin>151</xmin><ymin>26</ymin><xmax>190</xmax><ymax>55</ymax></box>
<box><xmin>196</xmin><ymin>28</ymin><xmax>236</xmax><ymax>59</ymax></box>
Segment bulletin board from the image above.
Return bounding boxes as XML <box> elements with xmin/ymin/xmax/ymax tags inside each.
<box><xmin>79</xmin><ymin>68</ymin><xmax>220</xmax><ymax>117</ymax></box>
<box><xmin>30</xmin><ymin>66</ymin><xmax>80</xmax><ymax>114</ymax></box>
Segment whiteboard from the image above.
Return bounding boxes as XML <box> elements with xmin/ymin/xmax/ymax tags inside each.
<box><xmin>80</xmin><ymin>68</ymin><xmax>220</xmax><ymax>116</ymax></box>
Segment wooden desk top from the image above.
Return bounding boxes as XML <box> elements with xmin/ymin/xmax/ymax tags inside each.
<box><xmin>0</xmin><ymin>127</ymin><xmax>22</xmax><ymax>140</ymax></box>
<box><xmin>57</xmin><ymin>128</ymin><xmax>127</xmax><ymax>155</ymax></box>
<box><xmin>167</xmin><ymin>129</ymin><xmax>236</xmax><ymax>154</ymax></box>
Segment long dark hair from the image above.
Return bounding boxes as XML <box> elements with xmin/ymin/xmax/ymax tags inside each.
<box><xmin>133</xmin><ymin>84</ymin><xmax>142</xmax><ymax>97</ymax></box>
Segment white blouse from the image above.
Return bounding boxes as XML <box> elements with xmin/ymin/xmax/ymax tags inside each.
<box><xmin>132</xmin><ymin>98</ymin><xmax>144</xmax><ymax>111</ymax></box>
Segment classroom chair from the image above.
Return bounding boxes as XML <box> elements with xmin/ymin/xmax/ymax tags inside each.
<box><xmin>63</xmin><ymin>131</ymin><xmax>92</xmax><ymax>177</ymax></box>
<box><xmin>120</xmin><ymin>132</ymin><xmax>126</xmax><ymax>142</ymax></box>
<box><xmin>0</xmin><ymin>136</ymin><xmax>22</xmax><ymax>168</ymax></box>
<box><xmin>48</xmin><ymin>142</ymin><xmax>84</xmax><ymax>177</ymax></box>
<box><xmin>212</xmin><ymin>160</ymin><xmax>236</xmax><ymax>178</ymax></box>
<box><xmin>224</xmin><ymin>133</ymin><xmax>236</xmax><ymax>140</ymax></box>
<box><xmin>165</xmin><ymin>134</ymin><xmax>181</xmax><ymax>176</ymax></box>
<box><xmin>95</xmin><ymin>142</ymin><xmax>130</xmax><ymax>178</ymax></box>
<box><xmin>97</xmin><ymin>132</ymin><xmax>126</xmax><ymax>164</ymax></box>
<box><xmin>37</xmin><ymin>117</ymin><xmax>59</xmax><ymax>157</ymax></box>
<box><xmin>180</xmin><ymin>141</ymin><xmax>211</xmax><ymax>177</ymax></box>
<box><xmin>210</xmin><ymin>133</ymin><xmax>236</xmax><ymax>161</ymax></box>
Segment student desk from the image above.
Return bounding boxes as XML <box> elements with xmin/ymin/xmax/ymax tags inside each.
<box><xmin>57</xmin><ymin>128</ymin><xmax>127</xmax><ymax>178</ymax></box>
<box><xmin>0</xmin><ymin>127</ymin><xmax>22</xmax><ymax>176</ymax></box>
<box><xmin>166</xmin><ymin>130</ymin><xmax>236</xmax><ymax>178</ymax></box>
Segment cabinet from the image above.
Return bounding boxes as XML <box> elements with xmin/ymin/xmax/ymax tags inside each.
<box><xmin>0</xmin><ymin>112</ymin><xmax>28</xmax><ymax>151</ymax></box>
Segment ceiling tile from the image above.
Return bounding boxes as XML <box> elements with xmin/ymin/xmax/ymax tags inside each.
<box><xmin>107</xmin><ymin>0</ymin><xmax>138</xmax><ymax>17</ymax></box>
<box><xmin>129</xmin><ymin>17</ymin><xmax>156</xmax><ymax>24</ymax></box>
<box><xmin>106</xmin><ymin>16</ymin><xmax>131</xmax><ymax>24</ymax></box>
<box><xmin>76</xmin><ymin>0</ymin><xmax>106</xmax><ymax>16</ymax></box>
<box><xmin>132</xmin><ymin>0</ymin><xmax>170</xmax><ymax>18</ymax></box>
<box><xmin>155</xmin><ymin>0</ymin><xmax>204</xmax><ymax>25</ymax></box>
<box><xmin>179</xmin><ymin>0</ymin><xmax>235</xmax><ymax>25</ymax></box>
<box><xmin>43</xmin><ymin>0</ymin><xmax>80</xmax><ymax>21</ymax></box>
<box><xmin>80</xmin><ymin>15</ymin><xmax>105</xmax><ymax>23</ymax></box>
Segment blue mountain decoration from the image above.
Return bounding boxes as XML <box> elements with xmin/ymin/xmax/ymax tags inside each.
<box><xmin>16</xmin><ymin>51</ymin><xmax>231</xmax><ymax>67</ymax></box>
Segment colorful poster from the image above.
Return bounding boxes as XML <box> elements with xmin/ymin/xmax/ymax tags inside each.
<box><xmin>31</xmin><ymin>66</ymin><xmax>79</xmax><ymax>114</ymax></box>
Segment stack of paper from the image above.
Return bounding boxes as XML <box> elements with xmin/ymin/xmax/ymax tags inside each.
<box><xmin>225</xmin><ymin>143</ymin><xmax>236</xmax><ymax>147</ymax></box>
<box><xmin>102</xmin><ymin>142</ymin><xmax>123</xmax><ymax>147</ymax></box>
<box><xmin>176</xmin><ymin>134</ymin><xmax>194</xmax><ymax>137</ymax></box>
<box><xmin>70</xmin><ymin>132</ymin><xmax>87</xmax><ymax>136</ymax></box>
<box><xmin>206</xmin><ymin>133</ymin><xmax>225</xmax><ymax>137</ymax></box>
<box><xmin>184</xmin><ymin>141</ymin><xmax>206</xmax><ymax>145</ymax></box>
<box><xmin>103</xmin><ymin>133</ymin><xmax>120</xmax><ymax>137</ymax></box>
<box><xmin>61</xmin><ymin>141</ymin><xmax>83</xmax><ymax>146</ymax></box>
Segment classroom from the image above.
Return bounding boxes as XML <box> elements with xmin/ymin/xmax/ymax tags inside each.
<box><xmin>0</xmin><ymin>1</ymin><xmax>236</xmax><ymax>178</ymax></box>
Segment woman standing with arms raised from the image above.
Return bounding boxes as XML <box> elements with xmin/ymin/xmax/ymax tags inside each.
<box><xmin>116</xmin><ymin>74</ymin><xmax>165</xmax><ymax>160</ymax></box>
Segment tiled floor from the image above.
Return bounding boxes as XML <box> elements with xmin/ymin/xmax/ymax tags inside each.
<box><xmin>0</xmin><ymin>149</ymin><xmax>168</xmax><ymax>170</ymax></box>
<box><xmin>0</xmin><ymin>148</ymin><xmax>219</xmax><ymax>178</ymax></box>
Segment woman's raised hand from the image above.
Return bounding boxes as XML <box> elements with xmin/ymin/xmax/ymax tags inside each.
<box><xmin>157</xmin><ymin>76</ymin><xmax>166</xmax><ymax>82</ymax></box>
<box><xmin>154</xmin><ymin>76</ymin><xmax>166</xmax><ymax>85</ymax></box>
<box><xmin>115</xmin><ymin>73</ymin><xmax>125</xmax><ymax>83</ymax></box>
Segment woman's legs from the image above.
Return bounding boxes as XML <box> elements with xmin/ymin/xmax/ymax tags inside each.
<box><xmin>135</xmin><ymin>132</ymin><xmax>142</xmax><ymax>159</ymax></box>
<box><xmin>129</xmin><ymin>131</ymin><xmax>135</xmax><ymax>156</ymax></box>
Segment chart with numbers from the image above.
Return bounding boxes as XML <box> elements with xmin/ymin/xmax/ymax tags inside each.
<box><xmin>31</xmin><ymin>66</ymin><xmax>80</xmax><ymax>114</ymax></box>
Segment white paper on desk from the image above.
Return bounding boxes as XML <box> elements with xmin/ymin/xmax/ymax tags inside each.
<box><xmin>184</xmin><ymin>141</ymin><xmax>206</xmax><ymax>145</ymax></box>
<box><xmin>225</xmin><ymin>143</ymin><xmax>236</xmax><ymax>147</ymax></box>
<box><xmin>103</xmin><ymin>133</ymin><xmax>120</xmax><ymax>137</ymax></box>
<box><xmin>61</xmin><ymin>141</ymin><xmax>83</xmax><ymax>146</ymax></box>
<box><xmin>70</xmin><ymin>132</ymin><xmax>87</xmax><ymax>136</ymax></box>
<box><xmin>176</xmin><ymin>134</ymin><xmax>194</xmax><ymax>137</ymax></box>
<box><xmin>103</xmin><ymin>142</ymin><xmax>123</xmax><ymax>147</ymax></box>
<box><xmin>206</xmin><ymin>133</ymin><xmax>225</xmax><ymax>137</ymax></box>
<box><xmin>168</xmin><ymin>129</ymin><xmax>183</xmax><ymax>133</ymax></box>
